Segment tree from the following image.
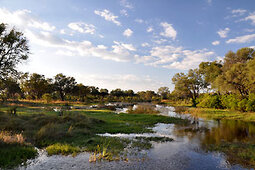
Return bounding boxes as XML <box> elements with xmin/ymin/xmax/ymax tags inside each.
<box><xmin>54</xmin><ymin>73</ymin><xmax>76</xmax><ymax>101</ymax></box>
<box><xmin>21</xmin><ymin>73</ymin><xmax>51</xmax><ymax>99</ymax></box>
<box><xmin>247</xmin><ymin>57</ymin><xmax>255</xmax><ymax>93</ymax></box>
<box><xmin>74</xmin><ymin>84</ymin><xmax>90</xmax><ymax>102</ymax></box>
<box><xmin>0</xmin><ymin>23</ymin><xmax>29</xmax><ymax>80</ymax></box>
<box><xmin>0</xmin><ymin>77</ymin><xmax>21</xmax><ymax>101</ymax></box>
<box><xmin>199</xmin><ymin>61</ymin><xmax>222</xmax><ymax>89</ymax></box>
<box><xmin>172</xmin><ymin>69</ymin><xmax>205</xmax><ymax>106</ymax></box>
<box><xmin>99</xmin><ymin>88</ymin><xmax>109</xmax><ymax>98</ymax></box>
<box><xmin>157</xmin><ymin>87</ymin><xmax>170</xmax><ymax>99</ymax></box>
<box><xmin>214</xmin><ymin>48</ymin><xmax>255</xmax><ymax>97</ymax></box>
<box><xmin>217</xmin><ymin>63</ymin><xmax>249</xmax><ymax>97</ymax></box>
<box><xmin>124</xmin><ymin>90</ymin><xmax>135</xmax><ymax>97</ymax></box>
<box><xmin>110</xmin><ymin>88</ymin><xmax>124</xmax><ymax>97</ymax></box>
<box><xmin>223</xmin><ymin>48</ymin><xmax>254</xmax><ymax>71</ymax></box>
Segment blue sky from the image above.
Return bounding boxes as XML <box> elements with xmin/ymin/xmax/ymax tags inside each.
<box><xmin>0</xmin><ymin>0</ymin><xmax>255</xmax><ymax>91</ymax></box>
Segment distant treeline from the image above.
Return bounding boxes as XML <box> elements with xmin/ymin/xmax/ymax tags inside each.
<box><xmin>0</xmin><ymin>73</ymin><xmax>171</xmax><ymax>103</ymax></box>
<box><xmin>171</xmin><ymin>47</ymin><xmax>255</xmax><ymax>112</ymax></box>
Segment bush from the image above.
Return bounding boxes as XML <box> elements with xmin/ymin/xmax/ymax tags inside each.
<box><xmin>46</xmin><ymin>143</ymin><xmax>80</xmax><ymax>156</ymax></box>
<box><xmin>197</xmin><ymin>94</ymin><xmax>223</xmax><ymax>109</ymax></box>
<box><xmin>237</xmin><ymin>98</ymin><xmax>248</xmax><ymax>112</ymax></box>
<box><xmin>221</xmin><ymin>94</ymin><xmax>240</xmax><ymax>110</ymax></box>
<box><xmin>247</xmin><ymin>93</ymin><xmax>255</xmax><ymax>112</ymax></box>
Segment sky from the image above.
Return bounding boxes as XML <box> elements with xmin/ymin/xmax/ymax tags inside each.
<box><xmin>0</xmin><ymin>0</ymin><xmax>255</xmax><ymax>92</ymax></box>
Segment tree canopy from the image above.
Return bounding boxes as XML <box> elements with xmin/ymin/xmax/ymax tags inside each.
<box><xmin>0</xmin><ymin>23</ymin><xmax>29</xmax><ymax>80</ymax></box>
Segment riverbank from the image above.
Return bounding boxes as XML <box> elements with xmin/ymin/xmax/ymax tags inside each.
<box><xmin>174</xmin><ymin>107</ymin><xmax>255</xmax><ymax>122</ymax></box>
<box><xmin>0</xmin><ymin>103</ymin><xmax>188</xmax><ymax>168</ymax></box>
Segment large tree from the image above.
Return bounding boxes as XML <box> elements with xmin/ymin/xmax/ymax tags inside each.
<box><xmin>172</xmin><ymin>69</ymin><xmax>206</xmax><ymax>106</ymax></box>
<box><xmin>214</xmin><ymin>47</ymin><xmax>255</xmax><ymax>97</ymax></box>
<box><xmin>0</xmin><ymin>23</ymin><xmax>29</xmax><ymax>80</ymax></box>
<box><xmin>54</xmin><ymin>73</ymin><xmax>76</xmax><ymax>101</ymax></box>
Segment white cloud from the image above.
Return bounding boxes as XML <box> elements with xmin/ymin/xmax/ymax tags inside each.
<box><xmin>231</xmin><ymin>9</ymin><xmax>247</xmax><ymax>16</ymax></box>
<box><xmin>94</xmin><ymin>9</ymin><xmax>121</xmax><ymax>26</ymax></box>
<box><xmin>120</xmin><ymin>0</ymin><xmax>133</xmax><ymax>9</ymax></box>
<box><xmin>212</xmin><ymin>41</ymin><xmax>220</xmax><ymax>46</ymax></box>
<box><xmin>123</xmin><ymin>28</ymin><xmax>133</xmax><ymax>37</ymax></box>
<box><xmin>26</xmin><ymin>30</ymin><xmax>136</xmax><ymax>62</ymax></box>
<box><xmin>60</xmin><ymin>29</ymin><xmax>66</xmax><ymax>34</ymax></box>
<box><xmin>217</xmin><ymin>28</ymin><xmax>230</xmax><ymax>38</ymax></box>
<box><xmin>154</xmin><ymin>39</ymin><xmax>167</xmax><ymax>44</ymax></box>
<box><xmin>141</xmin><ymin>43</ymin><xmax>150</xmax><ymax>47</ymax></box>
<box><xmin>226</xmin><ymin>33</ymin><xmax>255</xmax><ymax>44</ymax></box>
<box><xmin>68</xmin><ymin>22</ymin><xmax>96</xmax><ymax>34</ymax></box>
<box><xmin>147</xmin><ymin>26</ymin><xmax>153</xmax><ymax>33</ymax></box>
<box><xmin>245</xmin><ymin>13</ymin><xmax>255</xmax><ymax>25</ymax></box>
<box><xmin>135</xmin><ymin>45</ymin><xmax>215</xmax><ymax>70</ymax></box>
<box><xmin>113</xmin><ymin>41</ymin><xmax>136</xmax><ymax>52</ymax></box>
<box><xmin>120</xmin><ymin>9</ymin><xmax>128</xmax><ymax>16</ymax></box>
<box><xmin>0</xmin><ymin>8</ymin><xmax>55</xmax><ymax>31</ymax></box>
<box><xmin>135</xmin><ymin>19</ymin><xmax>143</xmax><ymax>23</ymax></box>
<box><xmin>160</xmin><ymin>22</ymin><xmax>177</xmax><ymax>40</ymax></box>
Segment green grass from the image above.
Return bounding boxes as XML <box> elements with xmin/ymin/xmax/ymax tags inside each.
<box><xmin>183</xmin><ymin>107</ymin><xmax>255</xmax><ymax>122</ymax></box>
<box><xmin>0</xmin><ymin>142</ymin><xmax>37</xmax><ymax>169</ymax></box>
<box><xmin>46</xmin><ymin>143</ymin><xmax>80</xmax><ymax>156</ymax></box>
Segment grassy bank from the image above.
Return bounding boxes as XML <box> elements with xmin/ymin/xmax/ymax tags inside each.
<box><xmin>174</xmin><ymin>106</ymin><xmax>255</xmax><ymax>122</ymax></box>
<box><xmin>0</xmin><ymin>103</ymin><xmax>188</xmax><ymax>168</ymax></box>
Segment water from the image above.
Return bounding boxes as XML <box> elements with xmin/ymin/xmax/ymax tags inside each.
<box><xmin>19</xmin><ymin>105</ymin><xmax>255</xmax><ymax>170</ymax></box>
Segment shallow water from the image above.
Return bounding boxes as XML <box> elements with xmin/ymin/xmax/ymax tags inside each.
<box><xmin>19</xmin><ymin>105</ymin><xmax>255</xmax><ymax>170</ymax></box>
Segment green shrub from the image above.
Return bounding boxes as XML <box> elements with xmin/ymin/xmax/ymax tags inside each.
<box><xmin>46</xmin><ymin>143</ymin><xmax>80</xmax><ymax>156</ymax></box>
<box><xmin>237</xmin><ymin>98</ymin><xmax>248</xmax><ymax>112</ymax></box>
<box><xmin>221</xmin><ymin>94</ymin><xmax>240</xmax><ymax>110</ymax></box>
<box><xmin>197</xmin><ymin>94</ymin><xmax>223</xmax><ymax>109</ymax></box>
<box><xmin>247</xmin><ymin>93</ymin><xmax>255</xmax><ymax>112</ymax></box>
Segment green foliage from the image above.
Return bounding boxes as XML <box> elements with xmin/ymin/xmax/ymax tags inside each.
<box><xmin>21</xmin><ymin>73</ymin><xmax>52</xmax><ymax>100</ymax></box>
<box><xmin>46</xmin><ymin>143</ymin><xmax>80</xmax><ymax>156</ymax></box>
<box><xmin>220</xmin><ymin>94</ymin><xmax>239</xmax><ymax>110</ymax></box>
<box><xmin>247</xmin><ymin>93</ymin><xmax>255</xmax><ymax>112</ymax></box>
<box><xmin>54</xmin><ymin>73</ymin><xmax>76</xmax><ymax>101</ymax></box>
<box><xmin>238</xmin><ymin>98</ymin><xmax>248</xmax><ymax>112</ymax></box>
<box><xmin>157</xmin><ymin>87</ymin><xmax>170</xmax><ymax>99</ymax></box>
<box><xmin>199</xmin><ymin>61</ymin><xmax>222</xmax><ymax>88</ymax></box>
<box><xmin>0</xmin><ymin>23</ymin><xmax>29</xmax><ymax>80</ymax></box>
<box><xmin>172</xmin><ymin>69</ymin><xmax>206</xmax><ymax>106</ymax></box>
<box><xmin>197</xmin><ymin>94</ymin><xmax>223</xmax><ymax>109</ymax></box>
